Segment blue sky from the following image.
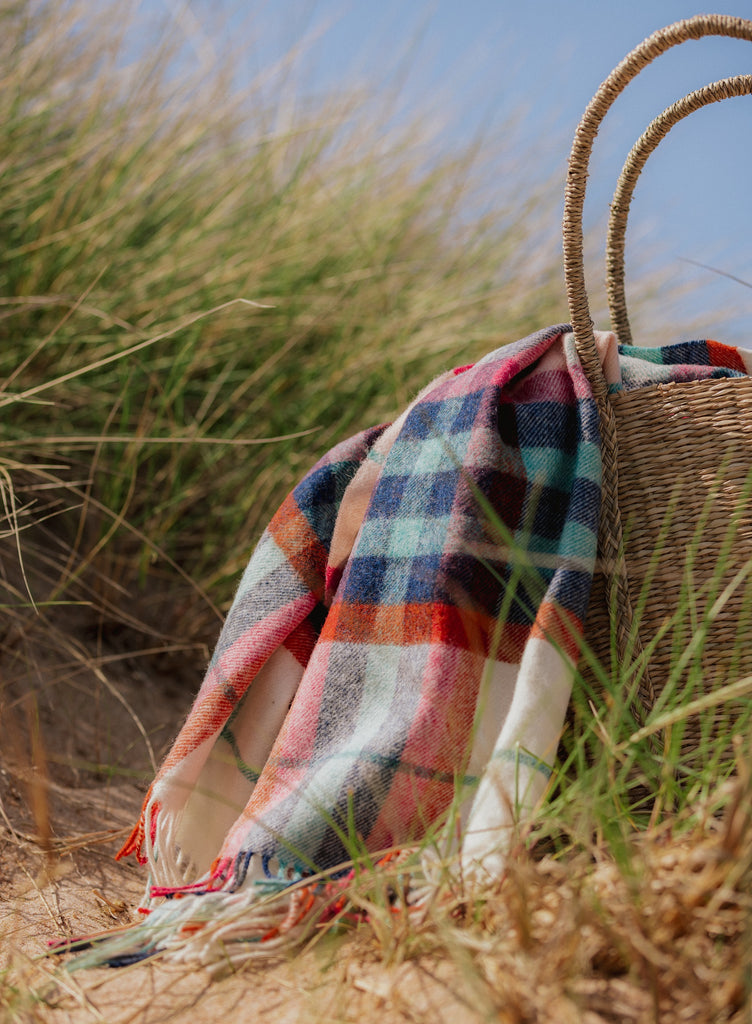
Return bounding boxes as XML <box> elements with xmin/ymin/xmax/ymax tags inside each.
<box><xmin>151</xmin><ymin>1</ymin><xmax>752</xmax><ymax>342</ymax></box>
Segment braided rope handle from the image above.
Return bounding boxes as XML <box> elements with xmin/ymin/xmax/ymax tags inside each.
<box><xmin>563</xmin><ymin>16</ymin><xmax>752</xmax><ymax>722</ymax></box>
<box><xmin>607</xmin><ymin>74</ymin><xmax>752</xmax><ymax>346</ymax></box>
<box><xmin>564</xmin><ymin>15</ymin><xmax>752</xmax><ymax>384</ymax></box>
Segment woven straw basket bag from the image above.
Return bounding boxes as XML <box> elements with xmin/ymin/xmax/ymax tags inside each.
<box><xmin>570</xmin><ymin>15</ymin><xmax>752</xmax><ymax>755</ymax></box>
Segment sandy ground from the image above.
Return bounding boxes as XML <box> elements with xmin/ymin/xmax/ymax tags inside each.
<box><xmin>1</xmin><ymin>794</ymin><xmax>479</xmax><ymax>1024</ymax></box>
<box><xmin>0</xmin><ymin>614</ymin><xmax>483</xmax><ymax>1024</ymax></box>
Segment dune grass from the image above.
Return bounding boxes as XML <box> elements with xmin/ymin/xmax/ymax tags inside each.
<box><xmin>0</xmin><ymin>0</ymin><xmax>566</xmax><ymax>647</ymax></box>
<box><xmin>2</xmin><ymin>1</ymin><xmax>752</xmax><ymax>1021</ymax></box>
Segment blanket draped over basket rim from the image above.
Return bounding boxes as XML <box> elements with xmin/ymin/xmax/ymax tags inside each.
<box><xmin>67</xmin><ymin>324</ymin><xmax>752</xmax><ymax>969</ymax></box>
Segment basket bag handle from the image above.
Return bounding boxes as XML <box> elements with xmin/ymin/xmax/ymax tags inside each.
<box><xmin>562</xmin><ymin>15</ymin><xmax>752</xmax><ymax>718</ymax></box>
<box><xmin>607</xmin><ymin>74</ymin><xmax>752</xmax><ymax>345</ymax></box>
<box><xmin>564</xmin><ymin>15</ymin><xmax>752</xmax><ymax>377</ymax></box>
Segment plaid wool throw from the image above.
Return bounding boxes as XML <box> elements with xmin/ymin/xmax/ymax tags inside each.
<box><xmin>68</xmin><ymin>325</ymin><xmax>752</xmax><ymax>968</ymax></box>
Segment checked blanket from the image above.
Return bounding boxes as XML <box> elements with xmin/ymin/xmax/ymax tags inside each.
<box><xmin>71</xmin><ymin>324</ymin><xmax>752</xmax><ymax>968</ymax></box>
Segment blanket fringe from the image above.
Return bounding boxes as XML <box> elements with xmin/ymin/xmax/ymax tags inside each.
<box><xmin>116</xmin><ymin>792</ymin><xmax>161</xmax><ymax>867</ymax></box>
<box><xmin>60</xmin><ymin>879</ymin><xmax>340</xmax><ymax>971</ymax></box>
<box><xmin>57</xmin><ymin>851</ymin><xmax>418</xmax><ymax>972</ymax></box>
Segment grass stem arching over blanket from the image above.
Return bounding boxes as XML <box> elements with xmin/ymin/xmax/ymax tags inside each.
<box><xmin>72</xmin><ymin>324</ymin><xmax>752</xmax><ymax>968</ymax></box>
